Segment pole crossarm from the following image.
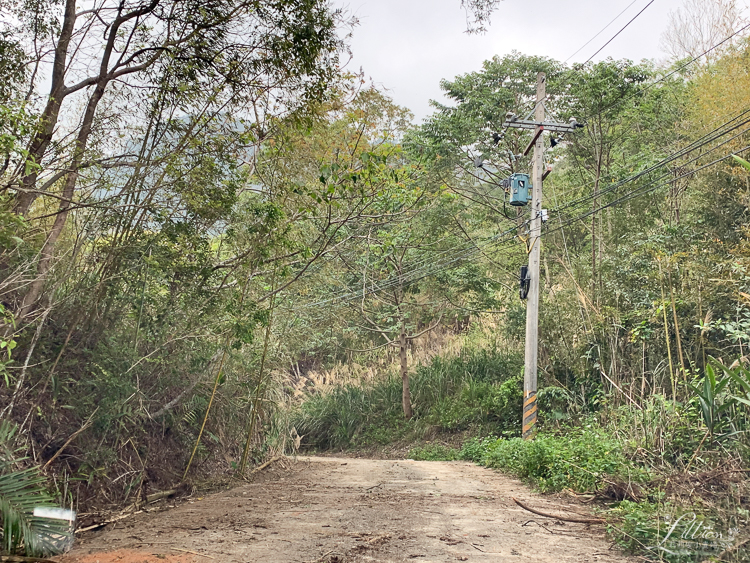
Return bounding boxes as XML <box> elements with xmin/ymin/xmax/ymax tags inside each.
<box><xmin>503</xmin><ymin>119</ymin><xmax>579</xmax><ymax>133</ymax></box>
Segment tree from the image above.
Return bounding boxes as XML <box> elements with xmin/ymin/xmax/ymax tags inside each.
<box><xmin>2</xmin><ymin>0</ymin><xmax>344</xmax><ymax>321</ymax></box>
<box><xmin>460</xmin><ymin>0</ymin><xmax>504</xmax><ymax>33</ymax></box>
<box><xmin>334</xmin><ymin>183</ymin><xmax>503</xmax><ymax>418</ymax></box>
<box><xmin>661</xmin><ymin>0</ymin><xmax>748</xmax><ymax>62</ymax></box>
<box><xmin>562</xmin><ymin>59</ymin><xmax>654</xmax><ymax>300</ymax></box>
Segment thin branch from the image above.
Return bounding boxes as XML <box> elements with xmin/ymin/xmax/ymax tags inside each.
<box><xmin>511</xmin><ymin>498</ymin><xmax>605</xmax><ymax>524</ymax></box>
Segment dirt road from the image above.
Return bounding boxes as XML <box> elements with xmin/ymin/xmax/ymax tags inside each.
<box><xmin>58</xmin><ymin>457</ymin><xmax>635</xmax><ymax>563</ymax></box>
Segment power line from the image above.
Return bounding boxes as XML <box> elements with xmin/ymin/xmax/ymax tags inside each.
<box><xmin>582</xmin><ymin>0</ymin><xmax>656</xmax><ymax>64</ymax></box>
<box><xmin>412</xmin><ymin>111</ymin><xmax>748</xmax><ymax>285</ymax></box>
<box><xmin>289</xmin><ymin>109</ymin><xmax>750</xmax><ymax>312</ymax></box>
<box><xmin>579</xmin><ymin>21</ymin><xmax>750</xmax><ymax>123</ymax></box>
<box><xmin>565</xmin><ymin>0</ymin><xmax>641</xmax><ymax>62</ymax></box>
<box><xmin>538</xmin><ymin>106</ymin><xmax>750</xmax><ymax>224</ymax></box>
<box><xmin>367</xmin><ymin>26</ymin><xmax>750</xmax><ymax>312</ymax></box>
<box><xmin>414</xmin><ymin>19</ymin><xmax>750</xmax><ymax>167</ymax></box>
<box><xmin>294</xmin><ymin>131</ymin><xmax>743</xmax><ymax>314</ymax></box>
<box><xmin>294</xmin><ymin>221</ymin><xmax>525</xmax><ymax>311</ymax></box>
<box><xmin>287</xmin><ymin>81</ymin><xmax>750</xmax><ymax>314</ymax></box>
<box><xmin>546</xmin><ymin>143</ymin><xmax>750</xmax><ymax>238</ymax></box>
<box><xmin>551</xmin><ymin>111</ymin><xmax>750</xmax><ymax>220</ymax></box>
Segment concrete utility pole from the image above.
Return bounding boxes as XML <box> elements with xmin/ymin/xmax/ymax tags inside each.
<box><xmin>523</xmin><ymin>73</ymin><xmax>545</xmax><ymax>440</ymax></box>
<box><xmin>503</xmin><ymin>72</ymin><xmax>579</xmax><ymax>440</ymax></box>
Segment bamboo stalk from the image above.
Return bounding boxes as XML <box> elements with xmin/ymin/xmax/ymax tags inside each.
<box><xmin>146</xmin><ymin>488</ymin><xmax>177</xmax><ymax>503</ymax></box>
<box><xmin>668</xmin><ymin>267</ymin><xmax>686</xmax><ymax>382</ymax></box>
<box><xmin>658</xmin><ymin>258</ymin><xmax>676</xmax><ymax>400</ymax></box>
<box><xmin>182</xmin><ymin>347</ymin><xmax>228</xmax><ymax>481</ymax></box>
<box><xmin>183</xmin><ymin>267</ymin><xmax>256</xmax><ymax>480</ymax></box>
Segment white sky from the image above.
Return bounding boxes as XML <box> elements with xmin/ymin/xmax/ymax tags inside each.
<box><xmin>337</xmin><ymin>0</ymin><xmax>691</xmax><ymax>122</ymax></box>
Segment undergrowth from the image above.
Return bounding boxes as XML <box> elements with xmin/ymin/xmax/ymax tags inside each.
<box><xmin>291</xmin><ymin>347</ymin><xmax>523</xmax><ymax>450</ymax></box>
<box><xmin>294</xmin><ymin>348</ymin><xmax>750</xmax><ymax>562</ymax></box>
<box><xmin>409</xmin><ymin>407</ymin><xmax>750</xmax><ymax>563</ymax></box>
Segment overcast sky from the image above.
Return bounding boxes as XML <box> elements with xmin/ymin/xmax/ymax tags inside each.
<box><xmin>336</xmin><ymin>0</ymin><xmax>692</xmax><ymax>121</ymax></box>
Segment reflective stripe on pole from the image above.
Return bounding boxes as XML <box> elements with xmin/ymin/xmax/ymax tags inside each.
<box><xmin>523</xmin><ymin>390</ymin><xmax>537</xmax><ymax>439</ymax></box>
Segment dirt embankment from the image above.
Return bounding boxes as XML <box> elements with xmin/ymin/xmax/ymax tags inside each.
<box><xmin>57</xmin><ymin>457</ymin><xmax>634</xmax><ymax>563</ymax></box>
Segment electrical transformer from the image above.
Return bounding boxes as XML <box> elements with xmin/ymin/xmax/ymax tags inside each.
<box><xmin>509</xmin><ymin>173</ymin><xmax>532</xmax><ymax>206</ymax></box>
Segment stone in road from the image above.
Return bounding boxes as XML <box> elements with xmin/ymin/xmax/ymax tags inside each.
<box><xmin>59</xmin><ymin>457</ymin><xmax>635</xmax><ymax>563</ymax></box>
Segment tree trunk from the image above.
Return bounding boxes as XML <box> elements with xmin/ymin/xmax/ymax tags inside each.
<box><xmin>399</xmin><ymin>325</ymin><xmax>413</xmax><ymax>419</ymax></box>
<box><xmin>14</xmin><ymin>0</ymin><xmax>77</xmax><ymax>215</ymax></box>
<box><xmin>592</xmin><ymin>157</ymin><xmax>602</xmax><ymax>302</ymax></box>
<box><xmin>18</xmin><ymin>78</ymin><xmax>107</xmax><ymax>318</ymax></box>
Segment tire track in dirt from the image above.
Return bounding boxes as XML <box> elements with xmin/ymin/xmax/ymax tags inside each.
<box><xmin>56</xmin><ymin>457</ymin><xmax>636</xmax><ymax>563</ymax></box>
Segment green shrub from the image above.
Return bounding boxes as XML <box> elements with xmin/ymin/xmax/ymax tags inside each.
<box><xmin>606</xmin><ymin>396</ymin><xmax>703</xmax><ymax>468</ymax></box>
<box><xmin>424</xmin><ymin>376</ymin><xmax>521</xmax><ymax>432</ymax></box>
<box><xmin>608</xmin><ymin>500</ymin><xmax>747</xmax><ymax>563</ymax></box>
<box><xmin>462</xmin><ymin>427</ymin><xmax>649</xmax><ymax>493</ymax></box>
<box><xmin>408</xmin><ymin>443</ymin><xmax>460</xmax><ymax>461</ymax></box>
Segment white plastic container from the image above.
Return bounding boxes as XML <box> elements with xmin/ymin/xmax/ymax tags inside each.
<box><xmin>32</xmin><ymin>506</ymin><xmax>76</xmax><ymax>554</ymax></box>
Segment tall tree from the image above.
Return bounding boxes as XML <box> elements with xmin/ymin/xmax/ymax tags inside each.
<box><xmin>562</xmin><ymin>59</ymin><xmax>653</xmax><ymax>300</ymax></box>
<box><xmin>2</xmin><ymin>0</ymin><xmax>344</xmax><ymax>321</ymax></box>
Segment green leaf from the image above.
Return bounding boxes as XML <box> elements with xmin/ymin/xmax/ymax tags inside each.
<box><xmin>0</xmin><ymin>422</ymin><xmax>73</xmax><ymax>556</ymax></box>
<box><xmin>732</xmin><ymin>154</ymin><xmax>750</xmax><ymax>171</ymax></box>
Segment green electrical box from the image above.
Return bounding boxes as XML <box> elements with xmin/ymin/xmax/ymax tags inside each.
<box><xmin>509</xmin><ymin>173</ymin><xmax>532</xmax><ymax>206</ymax></box>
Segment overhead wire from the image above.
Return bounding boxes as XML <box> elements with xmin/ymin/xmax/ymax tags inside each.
<box><xmin>291</xmin><ymin>220</ymin><xmax>527</xmax><ymax>311</ymax></box>
<box><xmin>373</xmin><ymin>127</ymin><xmax>750</xmax><ymax>309</ymax></box>
<box><xmin>564</xmin><ymin>0</ymin><xmax>641</xmax><ymax>63</ymax></box>
<box><xmin>413</xmin><ymin>18</ymin><xmax>750</xmax><ymax>167</ymax></box>
<box><xmin>291</xmin><ymin>118</ymin><xmax>750</xmax><ymax>313</ymax></box>
<box><xmin>545</xmin><ymin>143</ymin><xmax>750</xmax><ymax>239</ymax></box>
<box><xmin>427</xmin><ymin>21</ymin><xmax>750</xmax><ymax>207</ymax></box>
<box><xmin>549</xmin><ymin>113</ymin><xmax>750</xmax><ymax>224</ymax></box>
<box><xmin>540</xmin><ymin>101</ymin><xmax>750</xmax><ymax>220</ymax></box>
<box><xmin>582</xmin><ymin>0</ymin><xmax>656</xmax><ymax>64</ymax></box>
<box><xmin>552</xmin><ymin>107</ymin><xmax>750</xmax><ymax>216</ymax></box>
<box><xmin>283</xmin><ymin>25</ymin><xmax>750</xmax><ymax>315</ymax></box>
<box><xmin>577</xmin><ymin>21</ymin><xmax>750</xmax><ymax>125</ymax></box>
<box><xmin>288</xmin><ymin>107</ymin><xmax>750</xmax><ymax>312</ymax></box>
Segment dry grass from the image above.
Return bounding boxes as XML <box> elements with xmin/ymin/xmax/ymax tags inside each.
<box><xmin>281</xmin><ymin>318</ymin><xmax>499</xmax><ymax>399</ymax></box>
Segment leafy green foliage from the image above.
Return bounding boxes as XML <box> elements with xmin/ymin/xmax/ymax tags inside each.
<box><xmin>0</xmin><ymin>422</ymin><xmax>72</xmax><ymax>557</ymax></box>
<box><xmin>609</xmin><ymin>501</ymin><xmax>748</xmax><ymax>563</ymax></box>
<box><xmin>407</xmin><ymin>443</ymin><xmax>460</xmax><ymax>461</ymax></box>
<box><xmin>688</xmin><ymin>363</ymin><xmax>732</xmax><ymax>438</ymax></box>
<box><xmin>5</xmin><ymin>20</ymin><xmax>750</xmax><ymax>553</ymax></box>
<box><xmin>732</xmin><ymin>154</ymin><xmax>750</xmax><ymax>172</ymax></box>
<box><xmin>455</xmin><ymin>396</ymin><xmax>750</xmax><ymax>563</ymax></box>
<box><xmin>463</xmin><ymin>428</ymin><xmax>648</xmax><ymax>493</ymax></box>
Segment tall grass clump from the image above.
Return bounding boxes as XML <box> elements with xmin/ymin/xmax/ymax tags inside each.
<box><xmin>292</xmin><ymin>347</ymin><xmax>522</xmax><ymax>450</ymax></box>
